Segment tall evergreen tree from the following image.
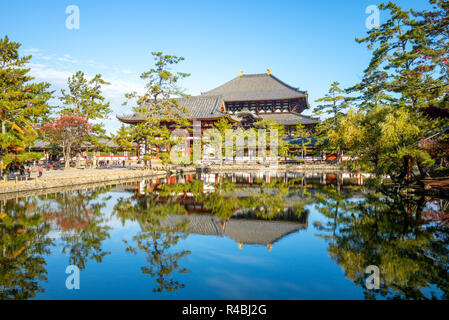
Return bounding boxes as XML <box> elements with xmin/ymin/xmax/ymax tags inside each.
<box><xmin>348</xmin><ymin>1</ymin><xmax>449</xmax><ymax>178</ymax></box>
<box><xmin>58</xmin><ymin>71</ymin><xmax>111</xmax><ymax>167</ymax></box>
<box><xmin>0</xmin><ymin>35</ymin><xmax>53</xmax><ymax>174</ymax></box>
<box><xmin>123</xmin><ymin>52</ymin><xmax>191</xmax><ymax>169</ymax></box>
<box><xmin>313</xmin><ymin>81</ymin><xmax>351</xmax><ymax>162</ymax></box>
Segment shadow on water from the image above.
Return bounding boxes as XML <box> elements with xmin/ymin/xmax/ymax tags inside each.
<box><xmin>0</xmin><ymin>171</ymin><xmax>448</xmax><ymax>299</ymax></box>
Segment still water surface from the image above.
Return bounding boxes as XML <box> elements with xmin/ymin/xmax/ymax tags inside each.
<box><xmin>1</xmin><ymin>171</ymin><xmax>448</xmax><ymax>299</ymax></box>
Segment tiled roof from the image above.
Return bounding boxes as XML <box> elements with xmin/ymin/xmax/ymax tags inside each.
<box><xmin>31</xmin><ymin>139</ymin><xmax>51</xmax><ymax>149</ymax></box>
<box><xmin>31</xmin><ymin>138</ymin><xmax>122</xmax><ymax>149</ymax></box>
<box><xmin>117</xmin><ymin>95</ymin><xmax>227</xmax><ymax>123</ymax></box>
<box><xmin>258</xmin><ymin>112</ymin><xmax>319</xmax><ymax>125</ymax></box>
<box><xmin>82</xmin><ymin>138</ymin><xmax>119</xmax><ymax>148</ymax></box>
<box><xmin>156</xmin><ymin>214</ymin><xmax>305</xmax><ymax>245</ymax></box>
<box><xmin>201</xmin><ymin>73</ymin><xmax>307</xmax><ymax>101</ymax></box>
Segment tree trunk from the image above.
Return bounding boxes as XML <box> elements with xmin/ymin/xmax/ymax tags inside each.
<box><xmin>65</xmin><ymin>147</ymin><xmax>70</xmax><ymax>169</ymax></box>
<box><xmin>395</xmin><ymin>156</ymin><xmax>410</xmax><ymax>185</ymax></box>
<box><xmin>144</xmin><ymin>140</ymin><xmax>149</xmax><ymax>169</ymax></box>
<box><xmin>85</xmin><ymin>147</ymin><xmax>89</xmax><ymax>168</ymax></box>
<box><xmin>93</xmin><ymin>150</ymin><xmax>97</xmax><ymax>168</ymax></box>
<box><xmin>76</xmin><ymin>152</ymin><xmax>81</xmax><ymax>168</ymax></box>
<box><xmin>0</xmin><ymin>120</ymin><xmax>5</xmax><ymax>178</ymax></box>
<box><xmin>417</xmin><ymin>161</ymin><xmax>431</xmax><ymax>179</ymax></box>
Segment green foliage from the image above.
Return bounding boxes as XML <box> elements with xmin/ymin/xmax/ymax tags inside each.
<box><xmin>0</xmin><ymin>199</ymin><xmax>53</xmax><ymax>300</ymax></box>
<box><xmin>314</xmin><ymin>81</ymin><xmax>351</xmax><ymax>120</ymax></box>
<box><xmin>314</xmin><ymin>186</ymin><xmax>449</xmax><ymax>299</ymax></box>
<box><xmin>253</xmin><ymin>119</ymin><xmax>289</xmax><ymax>159</ymax></box>
<box><xmin>213</xmin><ymin>117</ymin><xmax>233</xmax><ymax>137</ymax></box>
<box><xmin>328</xmin><ymin>105</ymin><xmax>433</xmax><ymax>183</ymax></box>
<box><xmin>2</xmin><ymin>152</ymin><xmax>42</xmax><ymax>167</ymax></box>
<box><xmin>0</xmin><ymin>35</ymin><xmax>53</xmax><ymax>171</ymax></box>
<box><xmin>113</xmin><ymin>192</ymin><xmax>191</xmax><ymax>293</ymax></box>
<box><xmin>112</xmin><ymin>124</ymin><xmax>135</xmax><ymax>151</ymax></box>
<box><xmin>289</xmin><ymin>121</ymin><xmax>311</xmax><ymax>160</ymax></box>
<box><xmin>57</xmin><ymin>70</ymin><xmax>111</xmax><ymax>164</ymax></box>
<box><xmin>313</xmin><ymin>82</ymin><xmax>352</xmax><ymax>158</ymax></box>
<box><xmin>59</xmin><ymin>71</ymin><xmax>111</xmax><ymax>121</ymax></box>
<box><xmin>321</xmin><ymin>1</ymin><xmax>449</xmax><ymax>181</ymax></box>
<box><xmin>123</xmin><ymin>52</ymin><xmax>191</xmax><ymax>168</ymax></box>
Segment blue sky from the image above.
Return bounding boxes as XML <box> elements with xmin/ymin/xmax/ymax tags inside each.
<box><xmin>0</xmin><ymin>0</ymin><xmax>432</xmax><ymax>133</ymax></box>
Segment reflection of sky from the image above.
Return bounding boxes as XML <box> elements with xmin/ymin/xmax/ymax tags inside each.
<box><xmin>32</xmin><ymin>193</ymin><xmax>365</xmax><ymax>300</ymax></box>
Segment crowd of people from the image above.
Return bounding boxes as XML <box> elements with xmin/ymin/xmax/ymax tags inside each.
<box><xmin>2</xmin><ymin>161</ymin><xmax>63</xmax><ymax>180</ymax></box>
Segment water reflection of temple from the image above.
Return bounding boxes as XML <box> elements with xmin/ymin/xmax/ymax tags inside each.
<box><xmin>136</xmin><ymin>171</ymin><xmax>374</xmax><ymax>195</ymax></box>
<box><xmin>156</xmin><ymin>213</ymin><xmax>307</xmax><ymax>250</ymax></box>
<box><xmin>135</xmin><ymin>171</ymin><xmax>319</xmax><ymax>250</ymax></box>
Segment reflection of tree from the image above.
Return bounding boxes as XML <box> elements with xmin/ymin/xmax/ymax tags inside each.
<box><xmin>0</xmin><ymin>199</ymin><xmax>53</xmax><ymax>300</ymax></box>
<box><xmin>114</xmin><ymin>193</ymin><xmax>191</xmax><ymax>293</ymax></box>
<box><xmin>203</xmin><ymin>179</ymin><xmax>242</xmax><ymax>220</ymax></box>
<box><xmin>155</xmin><ymin>176</ymin><xmax>310</xmax><ymax>222</ymax></box>
<box><xmin>312</xmin><ymin>185</ymin><xmax>350</xmax><ymax>242</ymax></box>
<box><xmin>42</xmin><ymin>187</ymin><xmax>112</xmax><ymax>270</ymax></box>
<box><xmin>240</xmin><ymin>178</ymin><xmax>310</xmax><ymax>221</ymax></box>
<box><xmin>314</xmin><ymin>187</ymin><xmax>449</xmax><ymax>299</ymax></box>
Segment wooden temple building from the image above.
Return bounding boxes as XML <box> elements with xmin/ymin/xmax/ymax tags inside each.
<box><xmin>117</xmin><ymin>72</ymin><xmax>320</xmax><ymax>159</ymax></box>
<box><xmin>199</xmin><ymin>72</ymin><xmax>318</xmax><ymax>134</ymax></box>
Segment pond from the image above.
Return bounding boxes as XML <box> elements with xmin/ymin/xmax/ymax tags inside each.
<box><xmin>1</xmin><ymin>171</ymin><xmax>448</xmax><ymax>300</ymax></box>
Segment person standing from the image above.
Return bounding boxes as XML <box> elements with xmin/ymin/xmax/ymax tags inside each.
<box><xmin>38</xmin><ymin>165</ymin><xmax>43</xmax><ymax>177</ymax></box>
<box><xmin>27</xmin><ymin>166</ymin><xmax>31</xmax><ymax>178</ymax></box>
<box><xmin>19</xmin><ymin>165</ymin><xmax>25</xmax><ymax>180</ymax></box>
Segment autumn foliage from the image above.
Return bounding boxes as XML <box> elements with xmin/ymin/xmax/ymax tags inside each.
<box><xmin>40</xmin><ymin>115</ymin><xmax>91</xmax><ymax>168</ymax></box>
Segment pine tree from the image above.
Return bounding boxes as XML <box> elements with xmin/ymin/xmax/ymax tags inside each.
<box><xmin>0</xmin><ymin>35</ymin><xmax>53</xmax><ymax>175</ymax></box>
<box><xmin>58</xmin><ymin>71</ymin><xmax>111</xmax><ymax>167</ymax></box>
<box><xmin>112</xmin><ymin>124</ymin><xmax>135</xmax><ymax>152</ymax></box>
<box><xmin>313</xmin><ymin>81</ymin><xmax>351</xmax><ymax>162</ymax></box>
<box><xmin>294</xmin><ymin>121</ymin><xmax>311</xmax><ymax>161</ymax></box>
<box><xmin>314</xmin><ymin>81</ymin><xmax>350</xmax><ymax>122</ymax></box>
<box><xmin>346</xmin><ymin>1</ymin><xmax>449</xmax><ymax>179</ymax></box>
<box><xmin>213</xmin><ymin>117</ymin><xmax>234</xmax><ymax>166</ymax></box>
<box><xmin>123</xmin><ymin>52</ymin><xmax>191</xmax><ymax>169</ymax></box>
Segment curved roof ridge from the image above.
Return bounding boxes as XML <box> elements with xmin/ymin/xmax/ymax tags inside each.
<box><xmin>201</xmin><ymin>73</ymin><xmax>307</xmax><ymax>101</ymax></box>
<box><xmin>178</xmin><ymin>94</ymin><xmax>222</xmax><ymax>100</ymax></box>
<box><xmin>268</xmin><ymin>74</ymin><xmax>306</xmax><ymax>94</ymax></box>
<box><xmin>201</xmin><ymin>76</ymin><xmax>240</xmax><ymax>95</ymax></box>
<box><xmin>290</xmin><ymin>111</ymin><xmax>319</xmax><ymax>120</ymax></box>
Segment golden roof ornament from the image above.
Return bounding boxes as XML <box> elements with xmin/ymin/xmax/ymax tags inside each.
<box><xmin>238</xmin><ymin>70</ymin><xmax>243</xmax><ymax>77</ymax></box>
<box><xmin>267</xmin><ymin>68</ymin><xmax>272</xmax><ymax>75</ymax></box>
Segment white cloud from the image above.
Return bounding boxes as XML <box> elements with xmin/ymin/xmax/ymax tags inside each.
<box><xmin>23</xmin><ymin>48</ymin><xmax>41</xmax><ymax>53</ymax></box>
<box><xmin>28</xmin><ymin>59</ymin><xmax>145</xmax><ymax>134</ymax></box>
<box><xmin>58</xmin><ymin>54</ymin><xmax>78</xmax><ymax>63</ymax></box>
<box><xmin>29</xmin><ymin>65</ymin><xmax>72</xmax><ymax>85</ymax></box>
<box><xmin>102</xmin><ymin>77</ymin><xmax>143</xmax><ymax>98</ymax></box>
<box><xmin>39</xmin><ymin>54</ymin><xmax>57</xmax><ymax>61</ymax></box>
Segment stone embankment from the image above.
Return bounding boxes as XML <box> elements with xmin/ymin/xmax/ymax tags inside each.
<box><xmin>0</xmin><ymin>168</ymin><xmax>184</xmax><ymax>196</ymax></box>
<box><xmin>0</xmin><ymin>163</ymin><xmax>343</xmax><ymax>196</ymax></box>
